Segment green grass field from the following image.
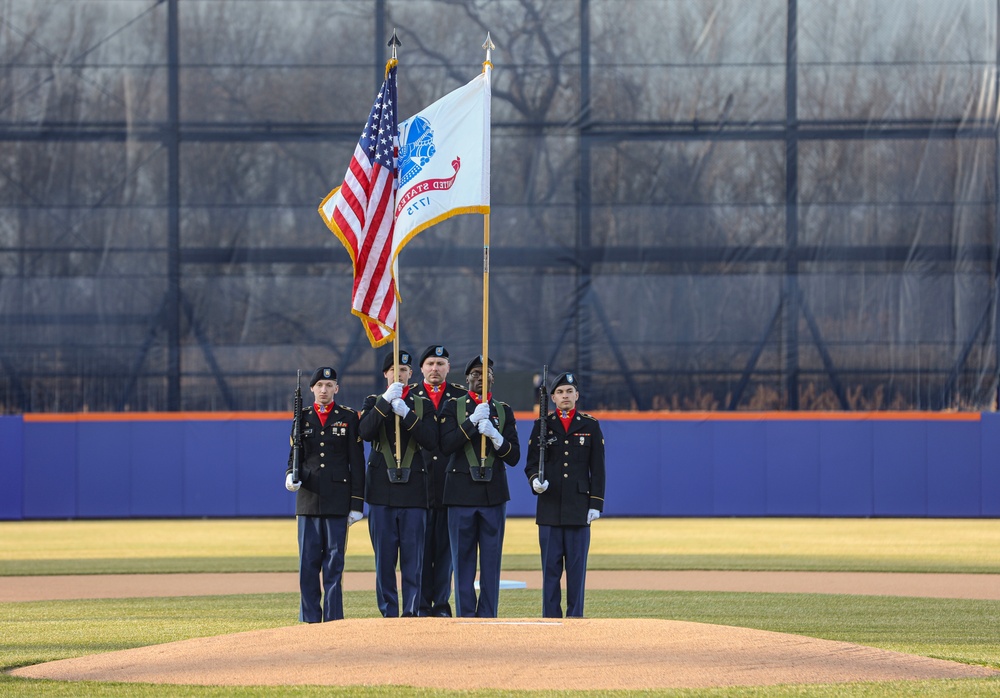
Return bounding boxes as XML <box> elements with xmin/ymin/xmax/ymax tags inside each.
<box><xmin>1</xmin><ymin>517</ymin><xmax>999</xmax><ymax>697</ymax></box>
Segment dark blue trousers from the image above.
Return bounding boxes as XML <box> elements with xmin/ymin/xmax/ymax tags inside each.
<box><xmin>419</xmin><ymin>506</ymin><xmax>453</xmax><ymax>616</ymax></box>
<box><xmin>297</xmin><ymin>515</ymin><xmax>349</xmax><ymax>622</ymax></box>
<box><xmin>368</xmin><ymin>504</ymin><xmax>427</xmax><ymax>617</ymax></box>
<box><xmin>538</xmin><ymin>524</ymin><xmax>591</xmax><ymax>618</ymax></box>
<box><xmin>448</xmin><ymin>503</ymin><xmax>506</xmax><ymax>618</ymax></box>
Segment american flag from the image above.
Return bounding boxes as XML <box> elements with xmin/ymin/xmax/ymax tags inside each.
<box><xmin>319</xmin><ymin>61</ymin><xmax>399</xmax><ymax>347</ymax></box>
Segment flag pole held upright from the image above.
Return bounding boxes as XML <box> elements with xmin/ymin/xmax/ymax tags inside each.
<box><xmin>479</xmin><ymin>32</ymin><xmax>495</xmax><ymax>476</ymax></box>
<box><xmin>392</xmin><ymin>34</ymin><xmax>493</xmax><ymax>478</ymax></box>
<box><xmin>388</xmin><ymin>29</ymin><xmax>404</xmax><ymax>476</ymax></box>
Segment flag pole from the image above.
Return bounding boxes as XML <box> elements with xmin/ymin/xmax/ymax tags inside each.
<box><xmin>479</xmin><ymin>33</ymin><xmax>495</xmax><ymax>472</ymax></box>
<box><xmin>389</xmin><ymin>29</ymin><xmax>403</xmax><ymax>474</ymax></box>
<box><xmin>393</xmin><ymin>297</ymin><xmax>402</xmax><ymax>472</ymax></box>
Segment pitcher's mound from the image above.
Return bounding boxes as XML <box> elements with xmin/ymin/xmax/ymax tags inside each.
<box><xmin>12</xmin><ymin>618</ymin><xmax>997</xmax><ymax>690</ymax></box>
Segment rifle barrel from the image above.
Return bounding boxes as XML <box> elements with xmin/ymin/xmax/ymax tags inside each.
<box><xmin>538</xmin><ymin>365</ymin><xmax>548</xmax><ymax>484</ymax></box>
<box><xmin>291</xmin><ymin>370</ymin><xmax>302</xmax><ymax>483</ymax></box>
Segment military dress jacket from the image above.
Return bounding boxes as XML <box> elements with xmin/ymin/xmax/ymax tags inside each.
<box><xmin>408</xmin><ymin>381</ymin><xmax>467</xmax><ymax>508</ymax></box>
<box><xmin>525</xmin><ymin>411</ymin><xmax>605</xmax><ymax>526</ymax></box>
<box><xmin>439</xmin><ymin>395</ymin><xmax>521</xmax><ymax>508</ymax></box>
<box><xmin>286</xmin><ymin>404</ymin><xmax>365</xmax><ymax>517</ymax></box>
<box><xmin>359</xmin><ymin>391</ymin><xmax>437</xmax><ymax>508</ymax></box>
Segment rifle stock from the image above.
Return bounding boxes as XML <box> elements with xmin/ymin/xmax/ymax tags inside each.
<box><xmin>291</xmin><ymin>369</ymin><xmax>302</xmax><ymax>483</ymax></box>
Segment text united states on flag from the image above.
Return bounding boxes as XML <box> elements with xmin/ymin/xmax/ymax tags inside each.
<box><xmin>319</xmin><ymin>61</ymin><xmax>399</xmax><ymax>347</ymax></box>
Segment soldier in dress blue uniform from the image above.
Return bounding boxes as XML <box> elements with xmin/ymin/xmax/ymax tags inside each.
<box><xmin>359</xmin><ymin>350</ymin><xmax>438</xmax><ymax>617</ymax></box>
<box><xmin>285</xmin><ymin>366</ymin><xmax>365</xmax><ymax>622</ymax></box>
<box><xmin>525</xmin><ymin>371</ymin><xmax>605</xmax><ymax>618</ymax></box>
<box><xmin>410</xmin><ymin>344</ymin><xmax>466</xmax><ymax>617</ymax></box>
<box><xmin>439</xmin><ymin>355</ymin><xmax>521</xmax><ymax>618</ymax></box>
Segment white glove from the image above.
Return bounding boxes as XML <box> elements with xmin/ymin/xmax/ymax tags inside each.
<box><xmin>285</xmin><ymin>473</ymin><xmax>301</xmax><ymax>492</ymax></box>
<box><xmin>348</xmin><ymin>510</ymin><xmax>364</xmax><ymax>526</ymax></box>
<box><xmin>477</xmin><ymin>419</ymin><xmax>503</xmax><ymax>449</ymax></box>
<box><xmin>532</xmin><ymin>477</ymin><xmax>549</xmax><ymax>494</ymax></box>
<box><xmin>469</xmin><ymin>402</ymin><xmax>491</xmax><ymax>424</ymax></box>
<box><xmin>382</xmin><ymin>382</ymin><xmax>404</xmax><ymax>402</ymax></box>
<box><xmin>391</xmin><ymin>397</ymin><xmax>410</xmax><ymax>418</ymax></box>
<box><xmin>587</xmin><ymin>508</ymin><xmax>600</xmax><ymax>525</ymax></box>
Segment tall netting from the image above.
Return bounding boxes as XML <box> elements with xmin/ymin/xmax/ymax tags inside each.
<box><xmin>1</xmin><ymin>0</ymin><xmax>997</xmax><ymax>412</ymax></box>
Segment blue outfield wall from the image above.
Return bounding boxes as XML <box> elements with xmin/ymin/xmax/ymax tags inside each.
<box><xmin>0</xmin><ymin>412</ymin><xmax>998</xmax><ymax>520</ymax></box>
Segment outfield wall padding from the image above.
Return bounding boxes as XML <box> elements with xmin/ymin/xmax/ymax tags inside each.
<box><xmin>1</xmin><ymin>412</ymin><xmax>997</xmax><ymax>520</ymax></box>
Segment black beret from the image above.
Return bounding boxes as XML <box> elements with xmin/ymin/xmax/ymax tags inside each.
<box><xmin>310</xmin><ymin>367</ymin><xmax>337</xmax><ymax>386</ymax></box>
<box><xmin>550</xmin><ymin>371</ymin><xmax>578</xmax><ymax>392</ymax></box>
<box><xmin>465</xmin><ymin>354</ymin><xmax>495</xmax><ymax>375</ymax></box>
<box><xmin>382</xmin><ymin>350</ymin><xmax>413</xmax><ymax>373</ymax></box>
<box><xmin>419</xmin><ymin>344</ymin><xmax>449</xmax><ymax>366</ymax></box>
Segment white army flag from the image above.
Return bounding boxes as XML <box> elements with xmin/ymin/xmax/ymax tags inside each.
<box><xmin>393</xmin><ymin>69</ymin><xmax>491</xmax><ymax>248</ymax></box>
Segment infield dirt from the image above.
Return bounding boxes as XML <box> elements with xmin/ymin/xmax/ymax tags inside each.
<box><xmin>8</xmin><ymin>570</ymin><xmax>1000</xmax><ymax>690</ymax></box>
<box><xmin>4</xmin><ymin>569</ymin><xmax>1000</xmax><ymax>602</ymax></box>
<box><xmin>12</xmin><ymin>617</ymin><xmax>999</xmax><ymax>690</ymax></box>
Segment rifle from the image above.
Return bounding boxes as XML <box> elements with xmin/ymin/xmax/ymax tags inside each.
<box><xmin>537</xmin><ymin>365</ymin><xmax>549</xmax><ymax>484</ymax></box>
<box><xmin>291</xmin><ymin>369</ymin><xmax>302</xmax><ymax>483</ymax></box>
